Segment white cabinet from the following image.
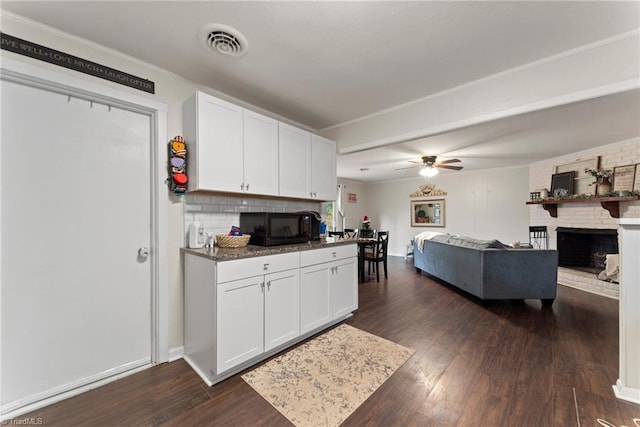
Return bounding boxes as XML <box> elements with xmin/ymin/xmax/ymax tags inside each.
<box><xmin>184</xmin><ymin>91</ymin><xmax>336</xmax><ymax>200</ymax></box>
<box><xmin>279</xmin><ymin>122</ymin><xmax>337</xmax><ymax>200</ymax></box>
<box><xmin>278</xmin><ymin>122</ymin><xmax>312</xmax><ymax>199</ymax></box>
<box><xmin>300</xmin><ymin>244</ymin><xmax>358</xmax><ymax>334</ymax></box>
<box><xmin>311</xmin><ymin>134</ymin><xmax>337</xmax><ymax>201</ymax></box>
<box><xmin>264</xmin><ymin>269</ymin><xmax>300</xmax><ymax>351</ymax></box>
<box><xmin>331</xmin><ymin>256</ymin><xmax>358</xmax><ymax>318</ymax></box>
<box><xmin>183</xmin><ymin>243</ymin><xmax>356</xmax><ymax>386</ymax></box>
<box><xmin>299</xmin><ymin>264</ymin><xmax>332</xmax><ymax>334</ymax></box>
<box><xmin>183</xmin><ymin>92</ymin><xmax>279</xmax><ymax>195</ymax></box>
<box><xmin>243</xmin><ymin>109</ymin><xmax>279</xmax><ymax>196</ymax></box>
<box><xmin>183</xmin><ymin>92</ymin><xmax>244</xmax><ymax>193</ymax></box>
<box><xmin>216</xmin><ymin>252</ymin><xmax>299</xmax><ymax>374</ymax></box>
<box><xmin>216</xmin><ymin>268</ymin><xmax>300</xmax><ymax>372</ymax></box>
<box><xmin>216</xmin><ymin>276</ymin><xmax>264</xmax><ymax>373</ymax></box>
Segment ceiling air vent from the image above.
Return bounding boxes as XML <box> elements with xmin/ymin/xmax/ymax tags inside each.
<box><xmin>200</xmin><ymin>24</ymin><xmax>248</xmax><ymax>57</ymax></box>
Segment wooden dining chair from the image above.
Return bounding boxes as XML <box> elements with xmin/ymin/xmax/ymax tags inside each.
<box><xmin>344</xmin><ymin>228</ymin><xmax>357</xmax><ymax>239</ymax></box>
<box><xmin>365</xmin><ymin>231</ymin><xmax>389</xmax><ymax>282</ymax></box>
<box><xmin>328</xmin><ymin>231</ymin><xmax>344</xmax><ymax>238</ymax></box>
<box><xmin>359</xmin><ymin>228</ymin><xmax>375</xmax><ymax>239</ymax></box>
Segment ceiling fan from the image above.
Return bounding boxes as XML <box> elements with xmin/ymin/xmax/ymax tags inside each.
<box><xmin>395</xmin><ymin>155</ymin><xmax>463</xmax><ymax>177</ymax></box>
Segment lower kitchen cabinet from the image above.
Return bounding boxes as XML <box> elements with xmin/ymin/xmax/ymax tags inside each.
<box><xmin>299</xmin><ymin>265</ymin><xmax>332</xmax><ymax>334</ymax></box>
<box><xmin>300</xmin><ymin>245</ymin><xmax>358</xmax><ymax>334</ymax></box>
<box><xmin>264</xmin><ymin>269</ymin><xmax>300</xmax><ymax>351</ymax></box>
<box><xmin>183</xmin><ymin>243</ymin><xmax>357</xmax><ymax>386</ymax></box>
<box><xmin>331</xmin><ymin>257</ymin><xmax>358</xmax><ymax>318</ymax></box>
<box><xmin>217</xmin><ymin>268</ymin><xmax>300</xmax><ymax>373</ymax></box>
<box><xmin>216</xmin><ymin>276</ymin><xmax>265</xmax><ymax>374</ymax></box>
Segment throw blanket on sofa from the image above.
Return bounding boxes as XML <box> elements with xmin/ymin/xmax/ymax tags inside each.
<box><xmin>414</xmin><ymin>231</ymin><xmax>443</xmax><ymax>252</ymax></box>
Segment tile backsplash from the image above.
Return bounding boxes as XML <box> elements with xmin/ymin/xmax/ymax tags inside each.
<box><xmin>183</xmin><ymin>193</ymin><xmax>321</xmax><ymax>244</ymax></box>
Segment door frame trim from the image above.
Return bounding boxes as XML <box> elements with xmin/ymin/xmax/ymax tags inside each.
<box><xmin>0</xmin><ymin>57</ymin><xmax>168</xmax><ymax>417</ymax></box>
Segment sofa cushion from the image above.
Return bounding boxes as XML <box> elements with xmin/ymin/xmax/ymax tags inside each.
<box><xmin>431</xmin><ymin>234</ymin><xmax>508</xmax><ymax>250</ymax></box>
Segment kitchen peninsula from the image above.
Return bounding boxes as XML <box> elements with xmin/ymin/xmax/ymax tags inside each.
<box><xmin>182</xmin><ymin>238</ymin><xmax>358</xmax><ymax>386</ymax></box>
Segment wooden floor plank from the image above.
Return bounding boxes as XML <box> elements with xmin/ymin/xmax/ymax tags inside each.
<box><xmin>12</xmin><ymin>257</ymin><xmax>639</xmax><ymax>426</ymax></box>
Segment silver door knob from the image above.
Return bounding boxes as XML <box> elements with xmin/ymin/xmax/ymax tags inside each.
<box><xmin>138</xmin><ymin>247</ymin><xmax>150</xmax><ymax>259</ymax></box>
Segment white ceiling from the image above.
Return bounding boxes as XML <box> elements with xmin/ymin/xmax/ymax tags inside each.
<box><xmin>2</xmin><ymin>1</ymin><xmax>639</xmax><ymax>182</ymax></box>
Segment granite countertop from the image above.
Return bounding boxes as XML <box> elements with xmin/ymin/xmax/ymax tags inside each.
<box><xmin>181</xmin><ymin>237</ymin><xmax>357</xmax><ymax>261</ymax></box>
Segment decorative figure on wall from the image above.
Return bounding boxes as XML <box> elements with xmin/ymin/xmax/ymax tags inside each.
<box><xmin>167</xmin><ymin>135</ymin><xmax>188</xmax><ymax>194</ymax></box>
<box><xmin>410</xmin><ymin>184</ymin><xmax>447</xmax><ymax>198</ymax></box>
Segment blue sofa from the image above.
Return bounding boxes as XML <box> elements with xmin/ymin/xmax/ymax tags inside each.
<box><xmin>413</xmin><ymin>235</ymin><xmax>558</xmax><ymax>305</ymax></box>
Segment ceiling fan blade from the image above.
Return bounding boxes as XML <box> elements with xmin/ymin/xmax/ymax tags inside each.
<box><xmin>437</xmin><ymin>158</ymin><xmax>461</xmax><ymax>164</ymax></box>
<box><xmin>437</xmin><ymin>165</ymin><xmax>464</xmax><ymax>171</ymax></box>
<box><xmin>394</xmin><ymin>165</ymin><xmax>420</xmax><ymax>171</ymax></box>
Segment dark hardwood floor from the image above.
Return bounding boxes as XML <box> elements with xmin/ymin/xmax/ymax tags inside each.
<box><xmin>15</xmin><ymin>257</ymin><xmax>639</xmax><ymax>426</ymax></box>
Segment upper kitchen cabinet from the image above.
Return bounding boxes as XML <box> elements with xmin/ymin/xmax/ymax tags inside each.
<box><xmin>184</xmin><ymin>92</ymin><xmax>244</xmax><ymax>193</ymax></box>
<box><xmin>184</xmin><ymin>91</ymin><xmax>336</xmax><ymax>200</ymax></box>
<box><xmin>278</xmin><ymin>122</ymin><xmax>312</xmax><ymax>199</ymax></box>
<box><xmin>183</xmin><ymin>92</ymin><xmax>279</xmax><ymax>195</ymax></box>
<box><xmin>279</xmin><ymin>123</ymin><xmax>337</xmax><ymax>201</ymax></box>
<box><xmin>311</xmin><ymin>134</ymin><xmax>337</xmax><ymax>201</ymax></box>
<box><xmin>243</xmin><ymin>109</ymin><xmax>279</xmax><ymax>196</ymax></box>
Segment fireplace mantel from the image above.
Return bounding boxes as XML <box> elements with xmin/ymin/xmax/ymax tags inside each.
<box><xmin>526</xmin><ymin>195</ymin><xmax>640</xmax><ymax>218</ymax></box>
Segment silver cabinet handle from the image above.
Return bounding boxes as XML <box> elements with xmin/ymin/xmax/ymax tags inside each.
<box><xmin>332</xmin><ymin>251</ymin><xmax>337</xmax><ymax>257</ymax></box>
<box><xmin>246</xmin><ymin>183</ymin><xmax>250</xmax><ymax>192</ymax></box>
<box><xmin>240</xmin><ymin>183</ymin><xmax>245</xmax><ymax>191</ymax></box>
<box><xmin>263</xmin><ymin>263</ymin><xmax>269</xmax><ymax>271</ymax></box>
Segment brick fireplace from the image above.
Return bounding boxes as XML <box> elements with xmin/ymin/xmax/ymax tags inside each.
<box><xmin>528</xmin><ymin>139</ymin><xmax>640</xmax><ymax>299</ymax></box>
<box><xmin>556</xmin><ymin>227</ymin><xmax>618</xmax><ymax>273</ymax></box>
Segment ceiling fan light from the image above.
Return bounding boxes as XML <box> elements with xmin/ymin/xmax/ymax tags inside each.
<box><xmin>419</xmin><ymin>167</ymin><xmax>439</xmax><ymax>177</ymax></box>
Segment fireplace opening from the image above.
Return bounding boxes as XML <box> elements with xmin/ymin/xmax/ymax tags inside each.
<box><xmin>556</xmin><ymin>227</ymin><xmax>618</xmax><ymax>274</ymax></box>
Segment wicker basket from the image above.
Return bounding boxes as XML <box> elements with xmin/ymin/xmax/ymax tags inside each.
<box><xmin>216</xmin><ymin>234</ymin><xmax>251</xmax><ymax>248</ymax></box>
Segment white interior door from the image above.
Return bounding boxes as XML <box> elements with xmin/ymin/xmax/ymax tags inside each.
<box><xmin>1</xmin><ymin>80</ymin><xmax>152</xmax><ymax>411</ymax></box>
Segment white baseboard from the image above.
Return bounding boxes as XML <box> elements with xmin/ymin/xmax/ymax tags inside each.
<box><xmin>613</xmin><ymin>379</ymin><xmax>640</xmax><ymax>404</ymax></box>
<box><xmin>169</xmin><ymin>346</ymin><xmax>184</xmax><ymax>362</ymax></box>
<box><xmin>1</xmin><ymin>358</ymin><xmax>151</xmax><ymax>421</ymax></box>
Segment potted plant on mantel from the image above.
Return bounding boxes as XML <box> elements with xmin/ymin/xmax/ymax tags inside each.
<box><xmin>585</xmin><ymin>168</ymin><xmax>613</xmax><ymax>195</ymax></box>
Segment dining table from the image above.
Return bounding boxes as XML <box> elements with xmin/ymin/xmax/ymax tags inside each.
<box><xmin>354</xmin><ymin>238</ymin><xmax>377</xmax><ymax>282</ymax></box>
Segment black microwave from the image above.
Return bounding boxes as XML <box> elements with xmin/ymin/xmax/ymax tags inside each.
<box><xmin>239</xmin><ymin>212</ymin><xmax>321</xmax><ymax>246</ymax></box>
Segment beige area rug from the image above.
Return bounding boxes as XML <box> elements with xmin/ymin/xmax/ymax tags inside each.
<box><xmin>242</xmin><ymin>324</ymin><xmax>415</xmax><ymax>427</ymax></box>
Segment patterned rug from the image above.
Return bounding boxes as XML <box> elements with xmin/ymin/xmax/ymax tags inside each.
<box><xmin>242</xmin><ymin>324</ymin><xmax>415</xmax><ymax>427</ymax></box>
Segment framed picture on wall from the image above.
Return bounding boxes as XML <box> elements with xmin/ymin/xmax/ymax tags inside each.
<box><xmin>410</xmin><ymin>199</ymin><xmax>445</xmax><ymax>227</ymax></box>
<box><xmin>613</xmin><ymin>164</ymin><xmax>636</xmax><ymax>192</ymax></box>
<box><xmin>555</xmin><ymin>156</ymin><xmax>599</xmax><ymax>195</ymax></box>
<box><xmin>550</xmin><ymin>171</ymin><xmax>575</xmax><ymax>197</ymax></box>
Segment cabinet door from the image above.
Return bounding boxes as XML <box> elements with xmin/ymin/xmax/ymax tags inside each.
<box><xmin>264</xmin><ymin>269</ymin><xmax>300</xmax><ymax>351</ymax></box>
<box><xmin>197</xmin><ymin>93</ymin><xmax>244</xmax><ymax>193</ymax></box>
<box><xmin>216</xmin><ymin>276</ymin><xmax>264</xmax><ymax>374</ymax></box>
<box><xmin>278</xmin><ymin>122</ymin><xmax>311</xmax><ymax>199</ymax></box>
<box><xmin>311</xmin><ymin>134</ymin><xmax>337</xmax><ymax>201</ymax></box>
<box><xmin>243</xmin><ymin>109</ymin><xmax>279</xmax><ymax>196</ymax></box>
<box><xmin>331</xmin><ymin>257</ymin><xmax>358</xmax><ymax>319</ymax></box>
<box><xmin>299</xmin><ymin>264</ymin><xmax>332</xmax><ymax>334</ymax></box>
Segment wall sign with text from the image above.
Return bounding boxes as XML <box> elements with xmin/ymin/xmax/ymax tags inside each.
<box><xmin>1</xmin><ymin>32</ymin><xmax>155</xmax><ymax>94</ymax></box>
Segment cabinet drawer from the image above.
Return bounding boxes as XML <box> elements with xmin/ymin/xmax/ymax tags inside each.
<box><xmin>300</xmin><ymin>244</ymin><xmax>357</xmax><ymax>267</ymax></box>
<box><xmin>217</xmin><ymin>252</ymin><xmax>299</xmax><ymax>284</ymax></box>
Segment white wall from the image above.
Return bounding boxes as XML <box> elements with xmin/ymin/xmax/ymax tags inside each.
<box><xmin>354</xmin><ymin>166</ymin><xmax>530</xmax><ymax>256</ymax></box>
<box><xmin>337</xmin><ymin>179</ymin><xmax>369</xmax><ymax>231</ymax></box>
